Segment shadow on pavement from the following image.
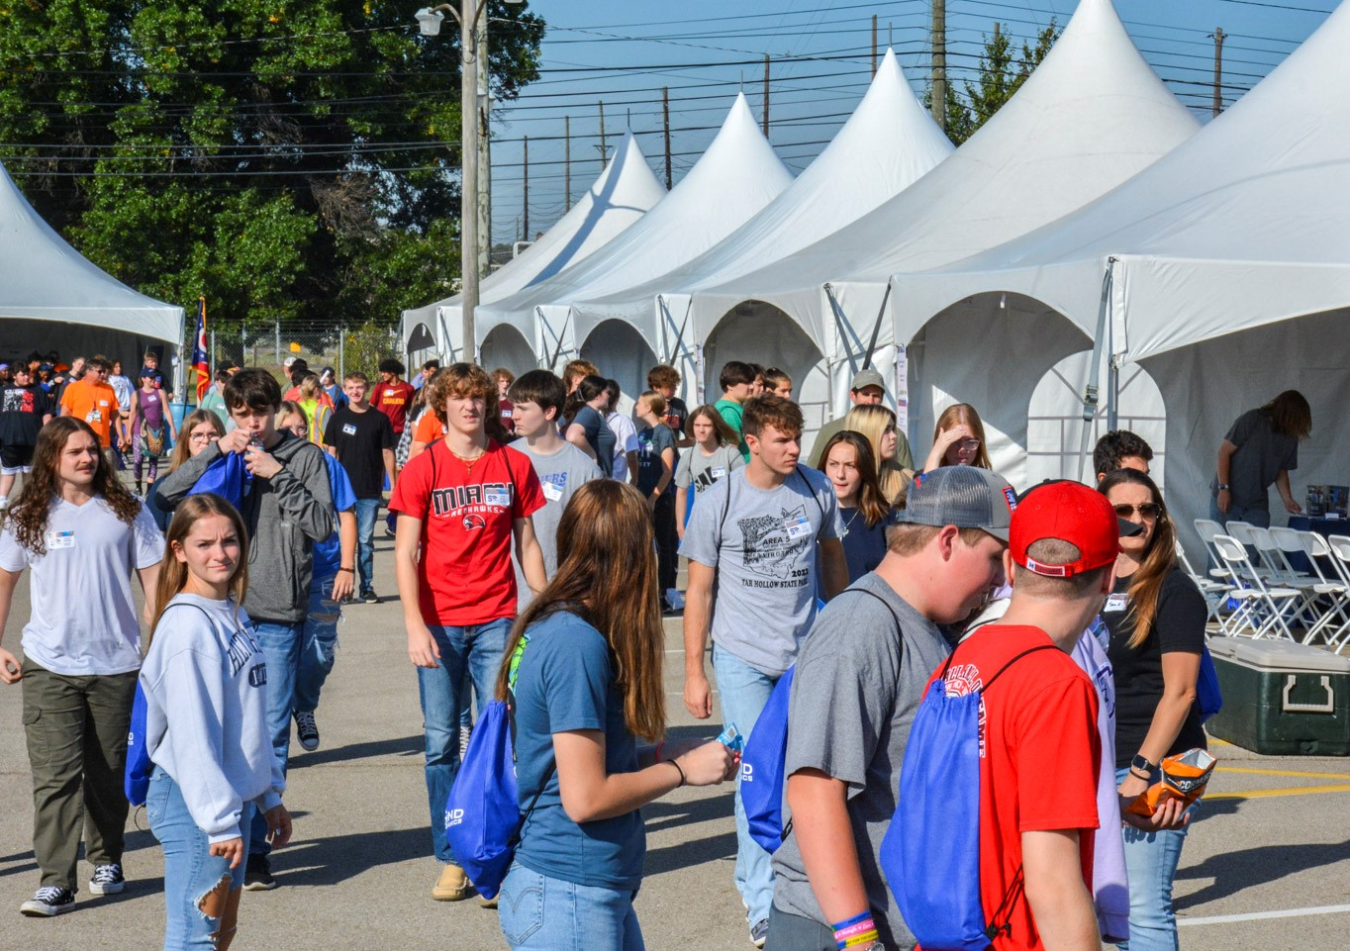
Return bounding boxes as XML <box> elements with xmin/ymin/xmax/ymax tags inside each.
<box><xmin>643</xmin><ymin>831</ymin><xmax>738</xmax><ymax>877</ymax></box>
<box><xmin>1175</xmin><ymin>837</ymin><xmax>1350</xmax><ymax>908</ymax></box>
<box><xmin>270</xmin><ymin>826</ymin><xmax>431</xmax><ymax>888</ymax></box>
<box><xmin>643</xmin><ymin>791</ymin><xmax>736</xmax><ymax>835</ymax></box>
<box><xmin>289</xmin><ymin>734</ymin><xmax>423</xmax><ymax>769</ymax></box>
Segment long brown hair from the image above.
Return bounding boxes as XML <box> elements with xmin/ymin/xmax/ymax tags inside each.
<box><xmin>685</xmin><ymin>404</ymin><xmax>738</xmax><ymax>445</ymax></box>
<box><xmin>1098</xmin><ymin>468</ymin><xmax>1176</xmax><ymax>650</ymax></box>
<box><xmin>149</xmin><ymin>494</ymin><xmax>250</xmax><ymax>641</ymax></box>
<box><xmin>818</xmin><ymin>431</ymin><xmax>889</xmax><ymax>529</ymax></box>
<box><xmin>170</xmin><ymin>409</ymin><xmax>226</xmax><ymax>470</ymax></box>
<box><xmin>495</xmin><ymin>480</ymin><xmax>666</xmax><ymax>742</ymax></box>
<box><xmin>3</xmin><ymin>417</ymin><xmax>141</xmax><ymax>554</ymax></box>
<box><xmin>933</xmin><ymin>403</ymin><xmax>992</xmax><ymax>469</ymax></box>
<box><xmin>1262</xmin><ymin>390</ymin><xmax>1312</xmax><ymax>439</ymax></box>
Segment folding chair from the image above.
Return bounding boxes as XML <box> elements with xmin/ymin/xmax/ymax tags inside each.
<box><xmin>1321</xmin><ymin>535</ymin><xmax>1350</xmax><ymax>653</ymax></box>
<box><xmin>1194</xmin><ymin>518</ymin><xmax>1237</xmax><ymax>580</ymax></box>
<box><xmin>1225</xmin><ymin>521</ymin><xmax>1278</xmax><ymax>580</ymax></box>
<box><xmin>1175</xmin><ymin>540</ymin><xmax>1232</xmax><ymax>626</ymax></box>
<box><xmin>1269</xmin><ymin>527</ymin><xmax>1349</xmax><ymax>644</ymax></box>
<box><xmin>1250</xmin><ymin>526</ymin><xmax>1312</xmax><ymax>586</ymax></box>
<box><xmin>1211</xmin><ymin>534</ymin><xmax>1302</xmax><ymax>640</ymax></box>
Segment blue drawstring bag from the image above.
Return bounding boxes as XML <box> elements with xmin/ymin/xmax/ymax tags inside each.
<box><xmin>188</xmin><ymin>451</ymin><xmax>247</xmax><ymax>509</ymax></box>
<box><xmin>443</xmin><ymin>636</ymin><xmax>553</xmax><ymax>900</ymax></box>
<box><xmin>740</xmin><ymin>666</ymin><xmax>796</xmax><ymax>854</ymax></box>
<box><xmin>124</xmin><ymin>683</ymin><xmax>152</xmax><ymax>807</ymax></box>
<box><xmin>881</xmin><ymin>645</ymin><xmax>1056</xmax><ymax>951</ymax></box>
<box><xmin>1197</xmin><ymin>646</ymin><xmax>1223</xmax><ymax>723</ymax></box>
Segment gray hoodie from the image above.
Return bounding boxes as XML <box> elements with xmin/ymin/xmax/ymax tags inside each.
<box><xmin>159</xmin><ymin>434</ymin><xmax>333</xmax><ymax>624</ymax></box>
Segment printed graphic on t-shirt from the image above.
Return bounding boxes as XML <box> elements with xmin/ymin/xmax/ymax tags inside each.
<box><xmin>738</xmin><ymin>504</ymin><xmax>810</xmax><ymax>586</ymax></box>
<box><xmin>942</xmin><ymin>664</ymin><xmax>989</xmax><ymax>757</ymax></box>
<box><xmin>693</xmin><ymin>466</ymin><xmax>728</xmax><ymax>493</ymax></box>
<box><xmin>226</xmin><ymin>625</ymin><xmax>262</xmax><ymax>678</ymax></box>
<box><xmin>540</xmin><ymin>471</ymin><xmax>567</xmax><ymax>502</ymax></box>
<box><xmin>430</xmin><ymin>482</ymin><xmax>515</xmax><ymax>517</ymax></box>
<box><xmin>2</xmin><ymin>388</ymin><xmax>37</xmax><ymax>414</ymax></box>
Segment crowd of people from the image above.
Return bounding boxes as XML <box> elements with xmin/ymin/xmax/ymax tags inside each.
<box><xmin>0</xmin><ymin>346</ymin><xmax>1315</xmax><ymax>951</ymax></box>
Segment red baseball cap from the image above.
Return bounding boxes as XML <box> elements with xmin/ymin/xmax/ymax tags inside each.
<box><xmin>1010</xmin><ymin>480</ymin><xmax>1120</xmax><ymax>578</ymax></box>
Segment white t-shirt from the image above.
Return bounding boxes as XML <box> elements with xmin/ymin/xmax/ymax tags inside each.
<box><xmin>606</xmin><ymin>412</ymin><xmax>640</xmax><ymax>482</ymax></box>
<box><xmin>0</xmin><ymin>496</ymin><xmax>164</xmax><ymax>675</ymax></box>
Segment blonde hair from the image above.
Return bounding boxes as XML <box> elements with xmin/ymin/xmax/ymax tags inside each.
<box><xmin>846</xmin><ymin>404</ymin><xmax>909</xmax><ymax>504</ymax></box>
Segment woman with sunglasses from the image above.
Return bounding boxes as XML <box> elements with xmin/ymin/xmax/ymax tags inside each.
<box><xmin>1097</xmin><ymin>468</ymin><xmax>1207</xmax><ymax>951</ymax></box>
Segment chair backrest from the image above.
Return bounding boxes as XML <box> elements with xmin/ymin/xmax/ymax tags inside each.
<box><xmin>1293</xmin><ymin>530</ymin><xmax>1342</xmax><ymax>586</ymax></box>
<box><xmin>1225</xmin><ymin>521</ymin><xmax>1255</xmax><ymax>545</ymax></box>
<box><xmin>1268</xmin><ymin>526</ymin><xmax>1304</xmax><ymax>555</ymax></box>
<box><xmin>1250</xmin><ymin>526</ymin><xmax>1298</xmax><ymax>579</ymax></box>
<box><xmin>1213</xmin><ymin>534</ymin><xmax>1251</xmax><ymax>565</ymax></box>
<box><xmin>1326</xmin><ymin>534</ymin><xmax>1350</xmax><ymax>566</ymax></box>
<box><xmin>1195</xmin><ymin>519</ymin><xmax>1224</xmax><ymax>543</ymax></box>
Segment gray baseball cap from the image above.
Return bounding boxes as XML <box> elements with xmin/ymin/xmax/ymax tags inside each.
<box><xmin>895</xmin><ymin>466</ymin><xmax>1017</xmax><ymax>542</ymax></box>
<box><xmin>850</xmin><ymin>368</ymin><xmax>886</xmax><ymax>392</ymax></box>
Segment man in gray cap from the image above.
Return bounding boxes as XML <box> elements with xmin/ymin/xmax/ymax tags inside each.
<box><xmin>767</xmin><ymin>465</ymin><xmax>1015</xmax><ymax>951</ymax></box>
<box><xmin>808</xmin><ymin>368</ymin><xmax>913</xmax><ymax>470</ymax></box>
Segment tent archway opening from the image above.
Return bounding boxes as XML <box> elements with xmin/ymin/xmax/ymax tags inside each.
<box><xmin>579</xmin><ymin>319</ymin><xmax>660</xmax><ymax>414</ymax></box>
<box><xmin>480</xmin><ymin>324</ymin><xmax>538</xmax><ymax>379</ymax></box>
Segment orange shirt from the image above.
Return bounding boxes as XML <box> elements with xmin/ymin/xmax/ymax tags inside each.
<box><xmin>60</xmin><ymin>379</ymin><xmax>119</xmax><ymax>447</ymax></box>
<box><xmin>414</xmin><ymin>411</ymin><xmax>446</xmax><ymax>445</ymax></box>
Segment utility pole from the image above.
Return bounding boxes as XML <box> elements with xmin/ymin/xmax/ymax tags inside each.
<box><xmin>662</xmin><ymin>87</ymin><xmax>673</xmax><ymax>190</ymax></box>
<box><xmin>762</xmin><ymin>54</ymin><xmax>770</xmax><ymax>137</ymax></box>
<box><xmin>1211</xmin><ymin>27</ymin><xmax>1226</xmax><ymax>117</ymax></box>
<box><xmin>522</xmin><ymin>135</ymin><xmax>529</xmax><ymax>241</ymax></box>
<box><xmin>931</xmin><ymin>0</ymin><xmax>947</xmax><ymax>132</ymax></box>
<box><xmin>475</xmin><ymin>12</ymin><xmax>491</xmax><ymax>282</ymax></box>
<box><xmin>564</xmin><ymin>115</ymin><xmax>571</xmax><ymax>210</ymax></box>
<box><xmin>872</xmin><ymin>14</ymin><xmax>878</xmax><ymax>77</ymax></box>
<box><xmin>598</xmin><ymin>101</ymin><xmax>607</xmax><ymax>169</ymax></box>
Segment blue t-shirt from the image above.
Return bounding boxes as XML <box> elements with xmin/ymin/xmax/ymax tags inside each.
<box><xmin>838</xmin><ymin>507</ymin><xmax>890</xmax><ymax>584</ymax></box>
<box><xmin>313</xmin><ymin>453</ymin><xmax>357</xmax><ymax>576</ymax></box>
<box><xmin>636</xmin><ymin>422</ymin><xmax>677</xmax><ymax>496</ymax></box>
<box><xmin>512</xmin><ymin>610</ymin><xmax>644</xmax><ymax>890</ymax></box>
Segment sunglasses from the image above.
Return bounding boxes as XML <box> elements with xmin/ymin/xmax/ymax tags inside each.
<box><xmin>1114</xmin><ymin>502</ymin><xmax>1162</xmax><ymax>520</ymax></box>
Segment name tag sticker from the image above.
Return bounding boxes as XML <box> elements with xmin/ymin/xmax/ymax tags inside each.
<box><xmin>542</xmin><ymin>481</ymin><xmax>563</xmax><ymax>502</ymax></box>
<box><xmin>46</xmin><ymin>531</ymin><xmax>76</xmax><ymax>549</ymax></box>
<box><xmin>342</xmin><ymin>423</ymin><xmax>357</xmax><ymax>436</ymax></box>
<box><xmin>711</xmin><ymin>466</ymin><xmax>727</xmax><ymax>480</ymax></box>
<box><xmin>485</xmin><ymin>489</ymin><xmax>511</xmax><ymax>507</ymax></box>
<box><xmin>784</xmin><ymin>515</ymin><xmax>812</xmax><ymax>541</ymax></box>
<box><xmin>1104</xmin><ymin>593</ymin><xmax>1130</xmax><ymax>613</ymax></box>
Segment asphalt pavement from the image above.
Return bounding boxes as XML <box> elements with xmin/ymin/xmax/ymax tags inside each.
<box><xmin>1</xmin><ymin>532</ymin><xmax>1348</xmax><ymax>950</ymax></box>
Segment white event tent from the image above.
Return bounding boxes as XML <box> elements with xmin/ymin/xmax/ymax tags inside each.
<box><xmin>475</xmin><ymin>93</ymin><xmax>793</xmax><ymax>402</ymax></box>
<box><xmin>889</xmin><ymin>0</ymin><xmax>1350</xmax><ymax>554</ymax></box>
<box><xmin>684</xmin><ymin>0</ymin><xmax>1197</xmax><ymax>455</ymax></box>
<box><xmin>570</xmin><ymin>49</ymin><xmax>954</xmax><ymax>420</ymax></box>
<box><xmin>1</xmin><ymin>161</ymin><xmax>183</xmax><ymax>371</ymax></box>
<box><xmin>399</xmin><ymin>131</ymin><xmax>665</xmax><ymax>370</ymax></box>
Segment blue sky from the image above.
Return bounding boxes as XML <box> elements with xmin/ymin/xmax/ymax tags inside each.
<box><xmin>486</xmin><ymin>0</ymin><xmax>1335</xmax><ymax>242</ymax></box>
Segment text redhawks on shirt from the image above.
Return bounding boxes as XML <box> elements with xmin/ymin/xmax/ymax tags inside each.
<box><xmin>390</xmin><ymin>439</ymin><xmax>545</xmax><ymax>626</ymax></box>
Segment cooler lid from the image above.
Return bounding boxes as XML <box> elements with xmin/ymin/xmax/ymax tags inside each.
<box><xmin>1206</xmin><ymin>637</ymin><xmax>1350</xmax><ymax>673</ymax></box>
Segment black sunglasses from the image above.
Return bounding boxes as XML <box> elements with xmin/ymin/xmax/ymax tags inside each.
<box><xmin>1114</xmin><ymin>502</ymin><xmax>1162</xmax><ymax>520</ymax></box>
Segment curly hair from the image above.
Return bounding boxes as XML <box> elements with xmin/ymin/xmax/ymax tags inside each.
<box><xmin>424</xmin><ymin>363</ymin><xmax>508</xmax><ymax>442</ymax></box>
<box><xmin>4</xmin><ymin>417</ymin><xmax>142</xmax><ymax>555</ymax></box>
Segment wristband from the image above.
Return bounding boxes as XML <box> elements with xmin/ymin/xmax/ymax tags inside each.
<box><xmin>1130</xmin><ymin>753</ymin><xmax>1155</xmax><ymax>775</ymax></box>
<box><xmin>1129</xmin><ymin>766</ymin><xmax>1152</xmax><ymax>782</ymax></box>
<box><xmin>338</xmin><ymin>567</ymin><xmax>355</xmax><ymax>573</ymax></box>
<box><xmin>668</xmin><ymin>758</ymin><xmax>686</xmax><ymax>787</ymax></box>
<box><xmin>832</xmin><ymin>912</ymin><xmax>879</xmax><ymax>950</ymax></box>
<box><xmin>655</xmin><ymin>740</ymin><xmax>665</xmax><ymax>763</ymax></box>
<box><xmin>1217</xmin><ymin>484</ymin><xmax>1230</xmax><ymax>491</ymax></box>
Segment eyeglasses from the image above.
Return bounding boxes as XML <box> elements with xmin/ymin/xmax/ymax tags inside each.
<box><xmin>955</xmin><ymin>439</ymin><xmax>981</xmax><ymax>451</ymax></box>
<box><xmin>1114</xmin><ymin>502</ymin><xmax>1162</xmax><ymax>520</ymax></box>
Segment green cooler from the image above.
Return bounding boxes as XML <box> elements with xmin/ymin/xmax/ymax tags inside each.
<box><xmin>1206</xmin><ymin>637</ymin><xmax>1350</xmax><ymax>756</ymax></box>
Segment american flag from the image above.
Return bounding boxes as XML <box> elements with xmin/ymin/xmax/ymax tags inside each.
<box><xmin>191</xmin><ymin>297</ymin><xmax>209</xmax><ymax>404</ymax></box>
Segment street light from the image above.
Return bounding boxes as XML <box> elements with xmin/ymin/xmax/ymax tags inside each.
<box><xmin>415</xmin><ymin>1</ymin><xmax>522</xmax><ymax>361</ymax></box>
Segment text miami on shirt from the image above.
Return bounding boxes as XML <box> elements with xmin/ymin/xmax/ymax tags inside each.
<box><xmin>430</xmin><ymin>482</ymin><xmax>515</xmax><ymax>523</ymax></box>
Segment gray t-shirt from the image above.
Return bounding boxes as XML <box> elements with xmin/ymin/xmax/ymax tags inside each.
<box><xmin>674</xmin><ymin>443</ymin><xmax>745</xmax><ymax>494</ymax></box>
<box><xmin>770</xmin><ymin>574</ymin><xmax>952</xmax><ymax>949</ymax></box>
<box><xmin>679</xmin><ymin>466</ymin><xmax>843</xmax><ymax>676</ymax></box>
<box><xmin>511</xmin><ymin>440</ymin><xmax>603</xmax><ymax>608</ymax></box>
<box><xmin>1211</xmin><ymin>408</ymin><xmax>1299</xmax><ymax>511</ymax></box>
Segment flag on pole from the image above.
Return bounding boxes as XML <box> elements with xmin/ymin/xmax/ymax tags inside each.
<box><xmin>192</xmin><ymin>297</ymin><xmax>210</xmax><ymax>404</ymax></box>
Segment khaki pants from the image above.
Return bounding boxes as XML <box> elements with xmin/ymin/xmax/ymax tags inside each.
<box><xmin>21</xmin><ymin>662</ymin><xmax>137</xmax><ymax>891</ymax></box>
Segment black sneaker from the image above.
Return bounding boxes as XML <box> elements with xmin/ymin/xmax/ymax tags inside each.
<box><xmin>20</xmin><ymin>886</ymin><xmax>75</xmax><ymax>917</ymax></box>
<box><xmin>294</xmin><ymin>711</ymin><xmax>320</xmax><ymax>752</ymax></box>
<box><xmin>243</xmin><ymin>855</ymin><xmax>276</xmax><ymax>891</ymax></box>
<box><xmin>361</xmin><ymin>589</ymin><xmax>378</xmax><ymax>604</ymax></box>
<box><xmin>89</xmin><ymin>863</ymin><xmax>125</xmax><ymax>895</ymax></box>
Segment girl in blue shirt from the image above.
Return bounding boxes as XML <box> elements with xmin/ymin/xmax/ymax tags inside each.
<box><xmin>498</xmin><ymin>480</ymin><xmax>735</xmax><ymax>951</ymax></box>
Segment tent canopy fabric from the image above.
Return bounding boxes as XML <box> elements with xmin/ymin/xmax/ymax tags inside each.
<box><xmin>399</xmin><ymin>131</ymin><xmax>665</xmax><ymax>360</ymax></box>
<box><xmin>0</xmin><ymin>161</ymin><xmax>183</xmax><ymax>344</ymax></box>
<box><xmin>685</xmin><ymin>0</ymin><xmax>1199</xmax><ymax>359</ymax></box>
<box><xmin>569</xmin><ymin>48</ymin><xmax>954</xmax><ymax>351</ymax></box>
<box><xmin>476</xmin><ymin>93</ymin><xmax>793</xmax><ymax>360</ymax></box>
<box><xmin>888</xmin><ymin>0</ymin><xmax>1350</xmax><ymax>367</ymax></box>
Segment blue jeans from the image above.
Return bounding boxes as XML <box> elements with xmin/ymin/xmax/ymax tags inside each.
<box><xmin>248</xmin><ymin>620</ymin><xmax>303</xmax><ymax>857</ymax></box>
<box><xmin>1113</xmin><ymin>767</ymin><xmax>1197</xmax><ymax>951</ymax></box>
<box><xmin>712</xmin><ymin>643</ymin><xmax>780</xmax><ymax>926</ymax></box>
<box><xmin>293</xmin><ymin>569</ymin><xmax>341</xmax><ymax>714</ymax></box>
<box><xmin>499</xmin><ymin>863</ymin><xmax>644</xmax><ymax>951</ymax></box>
<box><xmin>418</xmin><ymin>617</ymin><xmax>512</xmax><ymax>863</ymax></box>
<box><xmin>147</xmin><ymin>767</ymin><xmax>252</xmax><ymax>951</ymax></box>
<box><xmin>353</xmin><ymin>498</ymin><xmax>380</xmax><ymax>594</ymax></box>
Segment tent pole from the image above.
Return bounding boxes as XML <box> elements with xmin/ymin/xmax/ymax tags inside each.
<box><xmin>861</xmin><ymin>283</ymin><xmax>893</xmax><ymax>370</ymax></box>
<box><xmin>668</xmin><ymin>299</ymin><xmax>693</xmax><ymax>367</ymax></box>
<box><xmin>1079</xmin><ymin>257</ymin><xmax>1116</xmax><ymax>480</ymax></box>
<box><xmin>547</xmin><ymin>308</ymin><xmax>571</xmax><ymax>370</ymax></box>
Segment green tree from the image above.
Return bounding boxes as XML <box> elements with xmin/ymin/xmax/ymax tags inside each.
<box><xmin>0</xmin><ymin>1</ymin><xmax>543</xmax><ymax>330</ymax></box>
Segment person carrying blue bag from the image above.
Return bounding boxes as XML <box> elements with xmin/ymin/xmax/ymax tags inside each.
<box><xmin>763</xmin><ymin>466</ymin><xmax>1017</xmax><ymax>951</ymax></box>
<box><xmin>488</xmin><ymin>480</ymin><xmax>736</xmax><ymax>951</ymax></box>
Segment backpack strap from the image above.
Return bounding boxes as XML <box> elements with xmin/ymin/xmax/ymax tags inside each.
<box><xmin>504</xmin><ymin>631</ymin><xmax>557</xmax><ymax>846</ymax></box>
<box><xmin>978</xmin><ymin>644</ymin><xmax>1060</xmax><ymax>694</ymax></box>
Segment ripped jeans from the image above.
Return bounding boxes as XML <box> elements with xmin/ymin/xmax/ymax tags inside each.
<box><xmin>148</xmin><ymin>767</ymin><xmax>253</xmax><ymax>951</ymax></box>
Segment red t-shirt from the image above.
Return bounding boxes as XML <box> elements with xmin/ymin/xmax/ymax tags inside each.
<box><xmin>498</xmin><ymin>397</ymin><xmax>516</xmax><ymax>435</ymax></box>
<box><xmin>390</xmin><ymin>439</ymin><xmax>545</xmax><ymax>626</ymax></box>
<box><xmin>930</xmin><ymin>625</ymin><xmax>1101</xmax><ymax>951</ymax></box>
<box><xmin>372</xmin><ymin>380</ymin><xmax>416</xmax><ymax>434</ymax></box>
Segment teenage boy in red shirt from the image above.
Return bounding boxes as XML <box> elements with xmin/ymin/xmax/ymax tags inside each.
<box><xmin>390</xmin><ymin>362</ymin><xmax>548</xmax><ymax>903</ymax></box>
<box><xmin>933</xmin><ymin>480</ymin><xmax>1115</xmax><ymax>951</ymax></box>
<box><xmin>371</xmin><ymin>359</ymin><xmax>416</xmax><ymax>438</ymax></box>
